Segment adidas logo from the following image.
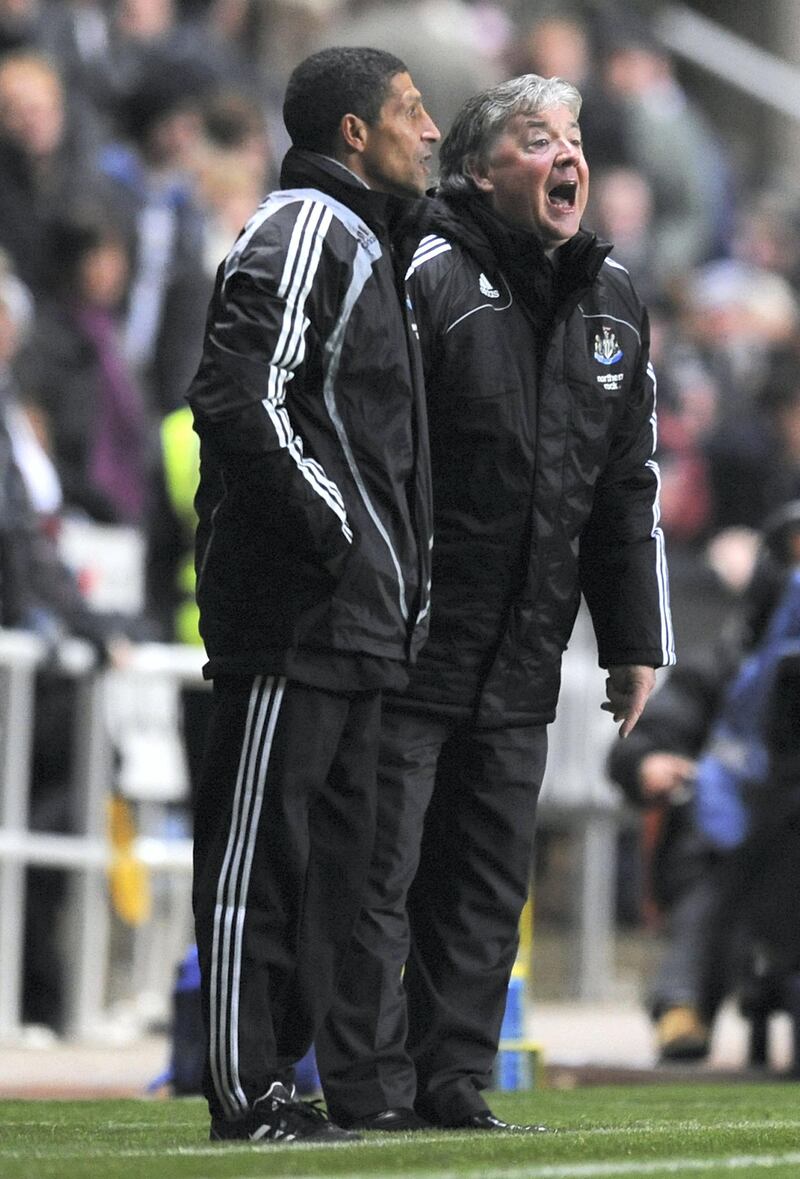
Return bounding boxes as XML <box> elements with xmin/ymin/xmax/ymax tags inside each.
<box><xmin>479</xmin><ymin>273</ymin><xmax>499</xmax><ymax>299</ymax></box>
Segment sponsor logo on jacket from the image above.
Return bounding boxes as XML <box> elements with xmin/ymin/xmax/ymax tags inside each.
<box><xmin>594</xmin><ymin>326</ymin><xmax>624</xmax><ymax>390</ymax></box>
<box><xmin>594</xmin><ymin>326</ymin><xmax>623</xmax><ymax>364</ymax></box>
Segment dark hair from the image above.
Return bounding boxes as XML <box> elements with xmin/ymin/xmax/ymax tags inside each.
<box><xmin>203</xmin><ymin>91</ymin><xmax>268</xmax><ymax>150</ymax></box>
<box><xmin>117</xmin><ymin>53</ymin><xmax>214</xmax><ymax>147</ymax></box>
<box><xmin>43</xmin><ymin>208</ymin><xmax>127</xmax><ymax>296</ymax></box>
<box><xmin>283</xmin><ymin>46</ymin><xmax>407</xmax><ymax>154</ymax></box>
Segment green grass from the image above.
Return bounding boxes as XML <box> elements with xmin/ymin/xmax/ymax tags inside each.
<box><xmin>2</xmin><ymin>1084</ymin><xmax>800</xmax><ymax>1178</ymax></box>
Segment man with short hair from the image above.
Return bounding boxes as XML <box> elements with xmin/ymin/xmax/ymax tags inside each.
<box><xmin>318</xmin><ymin>73</ymin><xmax>675</xmax><ymax>1133</ymax></box>
<box><xmin>188</xmin><ymin>46</ymin><xmax>439</xmax><ymax>1144</ymax></box>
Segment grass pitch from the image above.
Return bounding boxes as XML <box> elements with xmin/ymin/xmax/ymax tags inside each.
<box><xmin>2</xmin><ymin>1083</ymin><xmax>800</xmax><ymax>1179</ymax></box>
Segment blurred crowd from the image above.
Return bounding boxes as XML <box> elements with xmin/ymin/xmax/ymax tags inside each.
<box><xmin>0</xmin><ymin>0</ymin><xmax>797</xmax><ymax>654</ymax></box>
<box><xmin>4</xmin><ymin>0</ymin><xmax>800</xmax><ymax>1045</ymax></box>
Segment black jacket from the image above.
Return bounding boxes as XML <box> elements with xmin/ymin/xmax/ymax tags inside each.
<box><xmin>399</xmin><ymin>194</ymin><xmax>675</xmax><ymax>726</ymax></box>
<box><xmin>187</xmin><ymin>150</ymin><xmax>433</xmax><ymax>683</ymax></box>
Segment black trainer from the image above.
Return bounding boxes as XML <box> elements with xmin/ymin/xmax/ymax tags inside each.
<box><xmin>210</xmin><ymin>1081</ymin><xmax>361</xmax><ymax>1144</ymax></box>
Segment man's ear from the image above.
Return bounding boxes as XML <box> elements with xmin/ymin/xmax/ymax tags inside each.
<box><xmin>466</xmin><ymin>154</ymin><xmax>493</xmax><ymax>194</ymax></box>
<box><xmin>340</xmin><ymin>112</ymin><xmax>369</xmax><ymax>155</ymax></box>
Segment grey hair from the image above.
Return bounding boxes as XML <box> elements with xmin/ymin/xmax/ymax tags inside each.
<box><xmin>438</xmin><ymin>74</ymin><xmax>582</xmax><ymax>196</ymax></box>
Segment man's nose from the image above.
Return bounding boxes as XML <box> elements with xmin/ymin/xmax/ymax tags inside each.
<box><xmin>422</xmin><ymin>108</ymin><xmax>441</xmax><ymax>141</ymax></box>
<box><xmin>555</xmin><ymin>139</ymin><xmax>579</xmax><ymax>164</ymax></box>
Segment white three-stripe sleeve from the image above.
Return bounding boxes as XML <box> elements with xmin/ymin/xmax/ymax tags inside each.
<box><xmin>243</xmin><ymin>200</ymin><xmax>352</xmax><ymax>542</ymax></box>
<box><xmin>645</xmin><ymin>360</ymin><xmax>676</xmax><ymax>666</ymax></box>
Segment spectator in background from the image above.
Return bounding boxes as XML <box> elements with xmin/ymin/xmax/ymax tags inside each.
<box><xmin>190</xmin><ymin>0</ymin><xmax>274</xmax><ymax>92</ymax></box>
<box><xmin>0</xmin><ymin>1</ymin><xmax>111</xmax><ymax>113</ymax></box>
<box><xmin>0</xmin><ymin>51</ymin><xmax>114</xmax><ymax>295</ymax></box>
<box><xmin>0</xmin><ymin>0</ymin><xmax>49</xmax><ymax>53</ymax></box>
<box><xmin>15</xmin><ymin>212</ymin><xmax>154</xmax><ymax>525</ymax></box>
<box><xmin>101</xmin><ymin>0</ymin><xmax>210</xmax><ymax>92</ymax></box>
<box><xmin>0</xmin><ymin>251</ymin><xmax>132</xmax><ymax>1032</ymax></box>
<box><xmin>705</xmin><ymin>348</ymin><xmax>800</xmax><ymax>537</ymax></box>
<box><xmin>97</xmin><ymin>0</ymin><xmax>274</xmax><ymax>115</ymax></box>
<box><xmin>196</xmin><ymin>89</ymin><xmax>275</xmax><ymax>276</ymax></box>
<box><xmin>0</xmin><ymin>0</ymin><xmax>105</xmax><ymax>64</ymax></box>
<box><xmin>201</xmin><ymin>89</ymin><xmax>275</xmax><ymax>191</ymax></box>
<box><xmin>588</xmin><ymin>165</ymin><xmax>659</xmax><ymax>306</ymax></box>
<box><xmin>680</xmin><ymin>259</ymin><xmax>799</xmax><ymax>423</ymax></box>
<box><xmin>602</xmin><ymin>17</ymin><xmax>732</xmax><ymax>292</ymax></box>
<box><xmin>99</xmin><ymin>54</ymin><xmax>214</xmax><ymax>413</ymax></box>
<box><xmin>508</xmin><ymin>7</ymin><xmax>629</xmax><ymax>171</ymax></box>
<box><xmin>731</xmin><ymin>189</ymin><xmax>800</xmax><ymax>296</ymax></box>
<box><xmin>654</xmin><ymin>333</ymin><xmax>718</xmax><ymax>532</ymax></box>
<box><xmin>195</xmin><ymin>155</ymin><xmax>265</xmax><ymax>281</ymax></box>
<box><xmin>607</xmin><ymin>510</ymin><xmax>800</xmax><ymax>1062</ymax></box>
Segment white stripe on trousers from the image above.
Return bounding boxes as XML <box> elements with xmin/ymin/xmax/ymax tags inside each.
<box><xmin>209</xmin><ymin>674</ymin><xmax>286</xmax><ymax>1119</ymax></box>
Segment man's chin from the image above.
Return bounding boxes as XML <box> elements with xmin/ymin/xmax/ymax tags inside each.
<box><xmin>542</xmin><ymin>218</ymin><xmax>579</xmax><ymax>248</ymax></box>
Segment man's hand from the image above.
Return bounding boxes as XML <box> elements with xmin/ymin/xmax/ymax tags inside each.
<box><xmin>601</xmin><ymin>664</ymin><xmax>656</xmax><ymax>739</ymax></box>
<box><xmin>637</xmin><ymin>752</ymin><xmax>696</xmax><ymax>802</ymax></box>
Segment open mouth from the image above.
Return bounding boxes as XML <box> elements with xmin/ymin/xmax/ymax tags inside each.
<box><xmin>547</xmin><ymin>181</ymin><xmax>577</xmax><ymax>210</ymax></box>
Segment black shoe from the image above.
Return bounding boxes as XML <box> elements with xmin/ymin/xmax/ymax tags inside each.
<box><xmin>446</xmin><ymin>1110</ymin><xmax>550</xmax><ymax>1133</ymax></box>
<box><xmin>347</xmin><ymin>1108</ymin><xmax>430</xmax><ymax>1132</ymax></box>
<box><xmin>210</xmin><ymin>1081</ymin><xmax>361</xmax><ymax>1143</ymax></box>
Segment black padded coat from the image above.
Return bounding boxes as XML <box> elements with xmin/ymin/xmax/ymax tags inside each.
<box><xmin>398</xmin><ymin>195</ymin><xmax>675</xmax><ymax>726</ymax></box>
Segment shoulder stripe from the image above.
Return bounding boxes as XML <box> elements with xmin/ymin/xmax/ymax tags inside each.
<box><xmin>603</xmin><ymin>256</ymin><xmax>630</xmax><ymax>274</ymax></box>
<box><xmin>406</xmin><ymin>235</ymin><xmax>452</xmax><ymax>278</ymax></box>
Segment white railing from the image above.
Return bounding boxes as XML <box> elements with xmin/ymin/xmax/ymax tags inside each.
<box><xmin>0</xmin><ymin>611</ymin><xmax>628</xmax><ymax>1042</ymax></box>
<box><xmin>0</xmin><ymin>633</ymin><xmax>205</xmax><ymax>1040</ymax></box>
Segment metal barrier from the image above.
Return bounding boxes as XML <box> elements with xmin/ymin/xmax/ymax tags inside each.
<box><xmin>0</xmin><ymin>611</ymin><xmax>630</xmax><ymax>1043</ymax></box>
<box><xmin>0</xmin><ymin>633</ymin><xmax>204</xmax><ymax>1041</ymax></box>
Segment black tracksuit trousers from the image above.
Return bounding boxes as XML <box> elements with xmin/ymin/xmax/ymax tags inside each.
<box><xmin>317</xmin><ymin>706</ymin><xmax>547</xmax><ymax>1125</ymax></box>
<box><xmin>192</xmin><ymin>674</ymin><xmax>381</xmax><ymax>1123</ymax></box>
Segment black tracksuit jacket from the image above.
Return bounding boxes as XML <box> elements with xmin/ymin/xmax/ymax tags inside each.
<box><xmin>187</xmin><ymin>150</ymin><xmax>433</xmax><ymax>683</ymax></box>
<box><xmin>398</xmin><ymin>194</ymin><xmax>675</xmax><ymax>726</ymax></box>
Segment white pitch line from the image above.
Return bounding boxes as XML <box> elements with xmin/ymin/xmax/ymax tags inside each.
<box><xmin>186</xmin><ymin>1152</ymin><xmax>800</xmax><ymax>1179</ymax></box>
<box><xmin>4</xmin><ymin>1144</ymin><xmax>800</xmax><ymax>1177</ymax></box>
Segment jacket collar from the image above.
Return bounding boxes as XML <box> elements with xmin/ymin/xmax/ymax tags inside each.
<box><xmin>430</xmin><ymin>190</ymin><xmax>611</xmax><ymax>324</ymax></box>
<box><xmin>279</xmin><ymin>147</ymin><xmax>432</xmax><ymax>251</ymax></box>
